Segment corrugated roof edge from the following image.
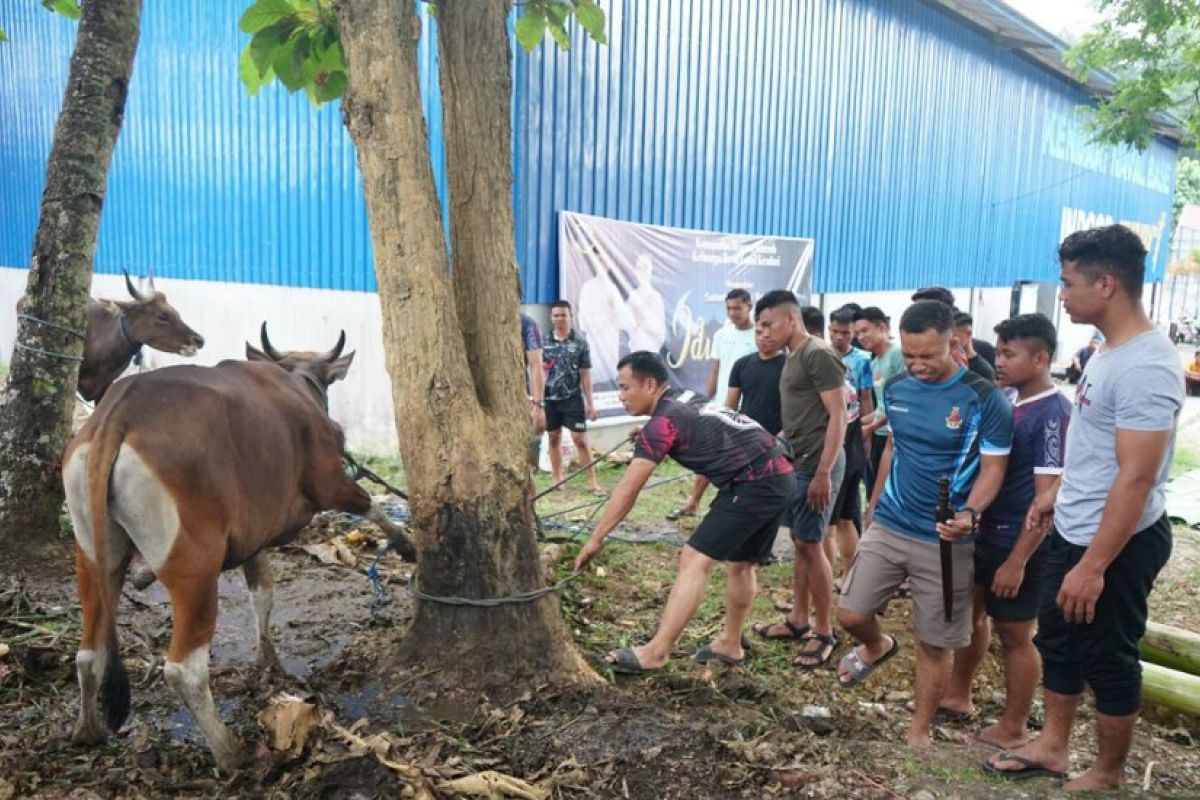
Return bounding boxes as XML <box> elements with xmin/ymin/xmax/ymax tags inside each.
<box><xmin>925</xmin><ymin>0</ymin><xmax>1188</xmax><ymax>144</ymax></box>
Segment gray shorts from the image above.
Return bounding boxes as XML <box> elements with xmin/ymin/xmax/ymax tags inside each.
<box><xmin>839</xmin><ymin>522</ymin><xmax>975</xmax><ymax>648</ymax></box>
<box><xmin>787</xmin><ymin>449</ymin><xmax>846</xmax><ymax>543</ymax></box>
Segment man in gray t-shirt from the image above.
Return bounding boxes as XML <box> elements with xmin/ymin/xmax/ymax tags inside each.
<box><xmin>987</xmin><ymin>225</ymin><xmax>1181</xmax><ymax>792</ymax></box>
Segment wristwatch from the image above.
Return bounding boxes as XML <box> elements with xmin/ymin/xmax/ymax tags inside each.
<box><xmin>962</xmin><ymin>506</ymin><xmax>980</xmax><ymax>531</ymax></box>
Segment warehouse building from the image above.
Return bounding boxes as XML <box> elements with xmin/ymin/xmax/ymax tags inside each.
<box><xmin>0</xmin><ymin>0</ymin><xmax>1179</xmax><ymax>450</ymax></box>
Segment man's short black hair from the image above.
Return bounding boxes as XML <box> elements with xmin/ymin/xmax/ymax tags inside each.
<box><xmin>754</xmin><ymin>289</ymin><xmax>799</xmax><ymax>318</ymax></box>
<box><xmin>953</xmin><ymin>311</ymin><xmax>973</xmax><ymax>328</ymax></box>
<box><xmin>801</xmin><ymin>306</ymin><xmax>824</xmax><ymax>336</ymax></box>
<box><xmin>1059</xmin><ymin>224</ymin><xmax>1148</xmax><ymax>299</ymax></box>
<box><xmin>994</xmin><ymin>313</ymin><xmax>1058</xmax><ymax>358</ymax></box>
<box><xmin>617</xmin><ymin>351</ymin><xmax>669</xmax><ymax>384</ymax></box>
<box><xmin>550</xmin><ymin>299</ymin><xmax>572</xmax><ymax>312</ymax></box>
<box><xmin>912</xmin><ymin>286</ymin><xmax>957</xmax><ymax>308</ymax></box>
<box><xmin>840</xmin><ymin>302</ymin><xmax>864</xmax><ymax>315</ymax></box>
<box><xmin>829</xmin><ymin>306</ymin><xmax>857</xmax><ymax>325</ymax></box>
<box><xmin>853</xmin><ymin>306</ymin><xmax>890</xmax><ymax>325</ymax></box>
<box><xmin>899</xmin><ymin>300</ymin><xmax>954</xmax><ymax>335</ymax></box>
<box><xmin>726</xmin><ymin>288</ymin><xmax>753</xmax><ymax>305</ymax></box>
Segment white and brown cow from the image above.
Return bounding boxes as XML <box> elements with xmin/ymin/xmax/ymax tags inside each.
<box><xmin>63</xmin><ymin>325</ymin><xmax>371</xmax><ymax>771</ymax></box>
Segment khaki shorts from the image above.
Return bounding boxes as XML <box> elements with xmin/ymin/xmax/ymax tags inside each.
<box><xmin>839</xmin><ymin>522</ymin><xmax>975</xmax><ymax>648</ymax></box>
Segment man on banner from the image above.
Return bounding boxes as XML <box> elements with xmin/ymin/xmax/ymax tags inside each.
<box><xmin>577</xmin><ymin>253</ymin><xmax>633</xmax><ymax>389</ymax></box>
<box><xmin>623</xmin><ymin>254</ymin><xmax>668</xmax><ymax>355</ymax></box>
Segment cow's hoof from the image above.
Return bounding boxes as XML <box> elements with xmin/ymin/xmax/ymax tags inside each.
<box><xmin>212</xmin><ymin>740</ymin><xmax>247</xmax><ymax>774</ymax></box>
<box><xmin>71</xmin><ymin>719</ymin><xmax>108</xmax><ymax>746</ymax></box>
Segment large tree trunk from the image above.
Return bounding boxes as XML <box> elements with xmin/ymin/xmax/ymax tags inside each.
<box><xmin>336</xmin><ymin>0</ymin><xmax>595</xmax><ymax>687</ymax></box>
<box><xmin>0</xmin><ymin>0</ymin><xmax>143</xmax><ymax>564</ymax></box>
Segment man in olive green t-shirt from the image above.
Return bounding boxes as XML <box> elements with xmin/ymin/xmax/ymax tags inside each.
<box><xmin>751</xmin><ymin>291</ymin><xmax>847</xmax><ymax>670</ymax></box>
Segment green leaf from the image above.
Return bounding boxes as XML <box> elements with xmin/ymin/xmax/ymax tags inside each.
<box><xmin>41</xmin><ymin>0</ymin><xmax>81</xmax><ymax>19</ymax></box>
<box><xmin>546</xmin><ymin>17</ymin><xmax>571</xmax><ymax>50</ymax></box>
<box><xmin>313</xmin><ymin>70</ymin><xmax>347</xmax><ymax>103</ymax></box>
<box><xmin>272</xmin><ymin>29</ymin><xmax>312</xmax><ymax>91</ymax></box>
<box><xmin>0</xmin><ymin>27</ymin><xmax>7</xmax><ymax>43</ymax></box>
<box><xmin>574</xmin><ymin>0</ymin><xmax>606</xmax><ymax>45</ymax></box>
<box><xmin>515</xmin><ymin>8</ymin><xmax>547</xmax><ymax>52</ymax></box>
<box><xmin>250</xmin><ymin>18</ymin><xmax>297</xmax><ymax>75</ymax></box>
<box><xmin>239</xmin><ymin>0</ymin><xmax>299</xmax><ymax>34</ymax></box>
<box><xmin>239</xmin><ymin>45</ymin><xmax>274</xmax><ymax>96</ymax></box>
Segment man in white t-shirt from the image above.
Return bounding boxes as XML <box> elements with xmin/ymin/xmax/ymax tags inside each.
<box><xmin>667</xmin><ymin>289</ymin><xmax>757</xmax><ymax>521</ymax></box>
<box><xmin>986</xmin><ymin>225</ymin><xmax>1181</xmax><ymax>791</ymax></box>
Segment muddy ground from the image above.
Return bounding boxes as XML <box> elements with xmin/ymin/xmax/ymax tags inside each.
<box><xmin>1</xmin><ymin>483</ymin><xmax>1199</xmax><ymax>799</ymax></box>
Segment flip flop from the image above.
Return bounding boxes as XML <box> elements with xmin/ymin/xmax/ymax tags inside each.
<box><xmin>693</xmin><ymin>644</ymin><xmax>745</xmax><ymax>667</ymax></box>
<box><xmin>836</xmin><ymin>635</ymin><xmax>900</xmax><ymax>688</ymax></box>
<box><xmin>971</xmin><ymin>731</ymin><xmax>1023</xmax><ymax>750</ymax></box>
<box><xmin>753</xmin><ymin>619</ymin><xmax>811</xmax><ymax>641</ymax></box>
<box><xmin>904</xmin><ymin>699</ymin><xmax>976</xmax><ymax>721</ymax></box>
<box><xmin>604</xmin><ymin>647</ymin><xmax>655</xmax><ymax>675</ymax></box>
<box><xmin>981</xmin><ymin>753</ymin><xmax>1067</xmax><ymax>781</ymax></box>
<box><xmin>794</xmin><ymin>632</ymin><xmax>839</xmax><ymax>670</ymax></box>
<box><xmin>665</xmin><ymin>507</ymin><xmax>696</xmax><ymax>521</ymax></box>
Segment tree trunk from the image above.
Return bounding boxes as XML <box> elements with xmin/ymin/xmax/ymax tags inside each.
<box><xmin>0</xmin><ymin>0</ymin><xmax>143</xmax><ymax>564</ymax></box>
<box><xmin>336</xmin><ymin>0</ymin><xmax>595</xmax><ymax>688</ymax></box>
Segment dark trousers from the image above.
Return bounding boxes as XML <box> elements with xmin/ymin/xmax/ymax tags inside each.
<box><xmin>1034</xmin><ymin>516</ymin><xmax>1172</xmax><ymax>716</ymax></box>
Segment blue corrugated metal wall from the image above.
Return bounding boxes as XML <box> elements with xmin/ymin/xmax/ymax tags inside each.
<box><xmin>0</xmin><ymin>1</ymin><xmax>1178</xmax><ymax>302</ymax></box>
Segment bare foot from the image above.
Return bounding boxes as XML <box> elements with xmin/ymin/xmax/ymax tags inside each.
<box><xmin>1063</xmin><ymin>767</ymin><xmax>1123</xmax><ymax>792</ymax></box>
<box><xmin>972</xmin><ymin>721</ymin><xmax>1029</xmax><ymax>750</ymax></box>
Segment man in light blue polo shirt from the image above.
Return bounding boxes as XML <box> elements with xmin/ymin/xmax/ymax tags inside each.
<box><xmin>837</xmin><ymin>300</ymin><xmax>1011</xmax><ymax>748</ymax></box>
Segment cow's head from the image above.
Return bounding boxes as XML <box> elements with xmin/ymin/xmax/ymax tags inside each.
<box><xmin>246</xmin><ymin>323</ymin><xmax>355</xmax><ymax>407</ymax></box>
<box><xmin>119</xmin><ymin>270</ymin><xmax>205</xmax><ymax>357</ymax></box>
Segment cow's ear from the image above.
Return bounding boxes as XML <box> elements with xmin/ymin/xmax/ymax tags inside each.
<box><xmin>324</xmin><ymin>351</ymin><xmax>355</xmax><ymax>384</ymax></box>
<box><xmin>246</xmin><ymin>343</ymin><xmax>270</xmax><ymax>361</ymax></box>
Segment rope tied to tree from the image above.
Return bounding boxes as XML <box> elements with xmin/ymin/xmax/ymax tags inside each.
<box><xmin>13</xmin><ymin>313</ymin><xmax>87</xmax><ymax>363</ymax></box>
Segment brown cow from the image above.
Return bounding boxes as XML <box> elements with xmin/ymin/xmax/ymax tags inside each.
<box><xmin>77</xmin><ymin>271</ymin><xmax>205</xmax><ymax>401</ymax></box>
<box><xmin>63</xmin><ymin>325</ymin><xmax>371</xmax><ymax>771</ymax></box>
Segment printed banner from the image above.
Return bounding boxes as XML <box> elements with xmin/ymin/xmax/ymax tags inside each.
<box><xmin>558</xmin><ymin>211</ymin><xmax>814</xmax><ymax>414</ymax></box>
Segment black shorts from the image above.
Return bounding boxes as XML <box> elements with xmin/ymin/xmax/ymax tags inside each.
<box><xmin>1034</xmin><ymin>516</ymin><xmax>1172</xmax><ymax>716</ymax></box>
<box><xmin>545</xmin><ymin>395</ymin><xmax>586</xmax><ymax>432</ymax></box>
<box><xmin>832</xmin><ymin>468</ymin><xmax>862</xmax><ymax>530</ymax></box>
<box><xmin>974</xmin><ymin>537</ymin><xmax>1048</xmax><ymax>623</ymax></box>
<box><xmin>688</xmin><ymin>472</ymin><xmax>794</xmax><ymax>563</ymax></box>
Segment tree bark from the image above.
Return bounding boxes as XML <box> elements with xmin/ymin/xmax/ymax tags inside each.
<box><xmin>336</xmin><ymin>0</ymin><xmax>595</xmax><ymax>687</ymax></box>
<box><xmin>0</xmin><ymin>0</ymin><xmax>143</xmax><ymax>563</ymax></box>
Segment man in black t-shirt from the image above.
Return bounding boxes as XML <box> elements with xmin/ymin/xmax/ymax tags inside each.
<box><xmin>727</xmin><ymin>327</ymin><xmax>786</xmax><ymax>434</ymax></box>
<box><xmin>543</xmin><ymin>300</ymin><xmax>603</xmax><ymax>493</ymax></box>
<box><xmin>574</xmin><ymin>352</ymin><xmax>795</xmax><ymax>674</ymax></box>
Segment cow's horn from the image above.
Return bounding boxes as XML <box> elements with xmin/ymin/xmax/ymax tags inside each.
<box><xmin>146</xmin><ymin>265</ymin><xmax>156</xmax><ymax>290</ymax></box>
<box><xmin>124</xmin><ymin>269</ymin><xmax>150</xmax><ymax>303</ymax></box>
<box><xmin>324</xmin><ymin>330</ymin><xmax>346</xmax><ymax>362</ymax></box>
<box><xmin>260</xmin><ymin>322</ymin><xmax>284</xmax><ymax>361</ymax></box>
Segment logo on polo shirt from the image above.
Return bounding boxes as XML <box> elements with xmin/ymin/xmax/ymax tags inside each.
<box><xmin>945</xmin><ymin>406</ymin><xmax>963</xmax><ymax>429</ymax></box>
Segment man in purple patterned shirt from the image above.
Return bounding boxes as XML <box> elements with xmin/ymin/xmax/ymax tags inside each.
<box><xmin>574</xmin><ymin>352</ymin><xmax>794</xmax><ymax>674</ymax></box>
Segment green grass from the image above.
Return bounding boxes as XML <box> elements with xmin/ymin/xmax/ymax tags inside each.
<box><xmin>1173</xmin><ymin>446</ymin><xmax>1200</xmax><ymax>477</ymax></box>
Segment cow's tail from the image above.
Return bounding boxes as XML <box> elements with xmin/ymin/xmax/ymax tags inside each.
<box><xmin>85</xmin><ymin>425</ymin><xmax>131</xmax><ymax>733</ymax></box>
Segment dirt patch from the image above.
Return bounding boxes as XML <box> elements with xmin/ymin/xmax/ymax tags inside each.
<box><xmin>1</xmin><ymin>512</ymin><xmax>1199</xmax><ymax>798</ymax></box>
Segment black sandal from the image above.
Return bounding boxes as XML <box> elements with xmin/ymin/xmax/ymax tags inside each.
<box><xmin>753</xmin><ymin>619</ymin><xmax>811</xmax><ymax>641</ymax></box>
<box><xmin>794</xmin><ymin>632</ymin><xmax>839</xmax><ymax>669</ymax></box>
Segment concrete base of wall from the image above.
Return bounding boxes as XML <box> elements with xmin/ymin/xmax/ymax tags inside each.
<box><xmin>0</xmin><ymin>268</ymin><xmax>1167</xmax><ymax>455</ymax></box>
